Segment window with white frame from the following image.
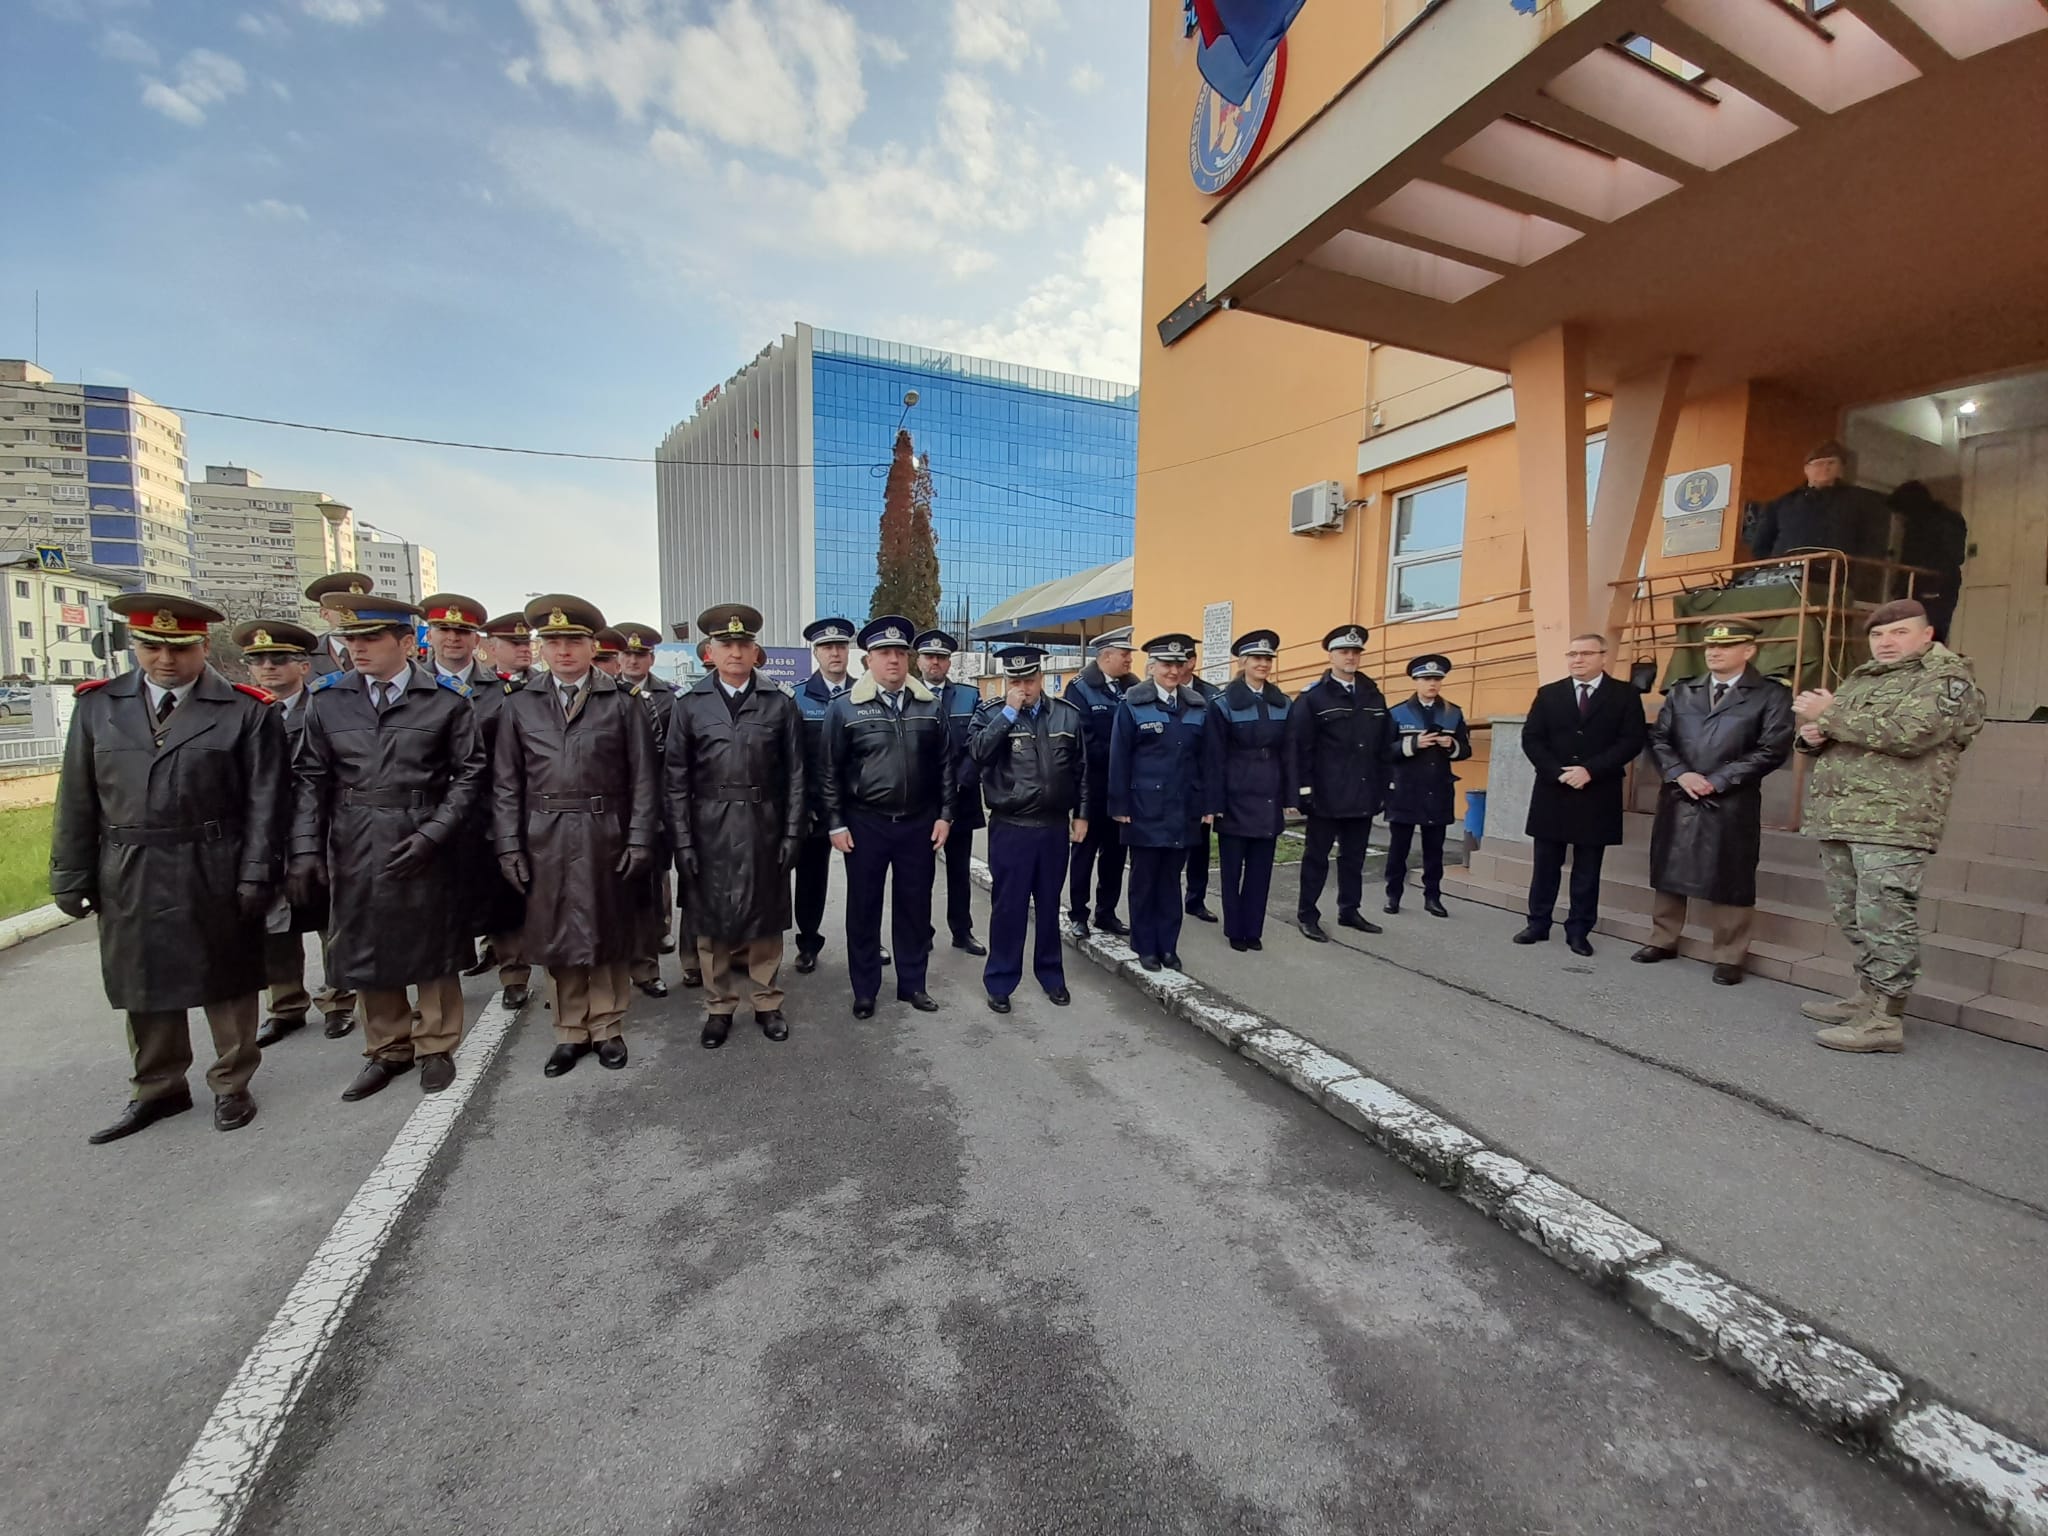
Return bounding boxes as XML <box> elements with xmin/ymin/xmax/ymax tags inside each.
<box><xmin>12</xmin><ymin>581</ymin><xmax>26</xmax><ymax>599</ymax></box>
<box><xmin>1388</xmin><ymin>476</ymin><xmax>1467</xmax><ymax>621</ymax></box>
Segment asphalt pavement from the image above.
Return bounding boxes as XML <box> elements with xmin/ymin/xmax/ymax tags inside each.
<box><xmin>2</xmin><ymin>875</ymin><xmax>1979</xmax><ymax>1536</ymax></box>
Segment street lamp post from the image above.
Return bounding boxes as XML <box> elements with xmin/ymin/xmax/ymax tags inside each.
<box><xmin>356</xmin><ymin>520</ymin><xmax>418</xmax><ymax>604</ymax></box>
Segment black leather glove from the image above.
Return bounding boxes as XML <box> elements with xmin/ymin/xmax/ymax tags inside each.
<box><xmin>499</xmin><ymin>851</ymin><xmax>531</xmax><ymax>892</ymax></box>
<box><xmin>385</xmin><ymin>832</ymin><xmax>436</xmax><ymax>878</ymax></box>
<box><xmin>53</xmin><ymin>890</ymin><xmax>95</xmax><ymax>920</ymax></box>
<box><xmin>615</xmin><ymin>845</ymin><xmax>652</xmax><ymax>882</ymax></box>
<box><xmin>779</xmin><ymin>836</ymin><xmax>800</xmax><ymax>871</ymax></box>
<box><xmin>678</xmin><ymin>846</ymin><xmax>702</xmax><ymax>887</ymax></box>
<box><xmin>237</xmin><ymin>881</ymin><xmax>274</xmax><ymax>922</ymax></box>
<box><xmin>286</xmin><ymin>854</ymin><xmax>325</xmax><ymax>910</ymax></box>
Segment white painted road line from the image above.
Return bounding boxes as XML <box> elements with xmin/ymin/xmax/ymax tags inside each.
<box><xmin>143</xmin><ymin>994</ymin><xmax>522</xmax><ymax>1536</ymax></box>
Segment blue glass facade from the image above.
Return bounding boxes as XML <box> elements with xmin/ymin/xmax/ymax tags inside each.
<box><xmin>807</xmin><ymin>332</ymin><xmax>1136</xmax><ymax>631</ymax></box>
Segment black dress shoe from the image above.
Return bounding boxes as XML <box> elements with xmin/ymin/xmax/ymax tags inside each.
<box><xmin>1424</xmin><ymin>899</ymin><xmax>1449</xmax><ymax>918</ymax></box>
<box><xmin>462</xmin><ymin>946</ymin><xmax>494</xmax><ymax>977</ymax></box>
<box><xmin>953</xmin><ymin>935</ymin><xmax>988</xmax><ymax>956</ymax></box>
<box><xmin>1631</xmin><ymin>945</ymin><xmax>1678</xmax><ymax>964</ymax></box>
<box><xmin>1298</xmin><ymin>919</ymin><xmax>1329</xmax><ymax>943</ymax></box>
<box><xmin>1067</xmin><ymin>915</ymin><xmax>1090</xmax><ymax>938</ymax></box>
<box><xmin>987</xmin><ymin>994</ymin><xmax>1012</xmax><ymax>1014</ymax></box>
<box><xmin>852</xmin><ymin>997</ymin><xmax>877</xmax><ymax>1020</ymax></box>
<box><xmin>1383</xmin><ymin>900</ymin><xmax>1401</xmax><ymax>915</ymax></box>
<box><xmin>597</xmin><ymin>1037</ymin><xmax>628</xmax><ymax>1069</ymax></box>
<box><xmin>1229</xmin><ymin>938</ymin><xmax>1250</xmax><ymax>952</ymax></box>
<box><xmin>680</xmin><ymin>969</ymin><xmax>704</xmax><ymax>989</ymax></box>
<box><xmin>1095</xmin><ymin>915</ymin><xmax>1129</xmax><ymax>937</ymax></box>
<box><xmin>1139</xmin><ymin>955</ymin><xmax>1163</xmax><ymax>972</ymax></box>
<box><xmin>1511</xmin><ymin>925</ymin><xmax>1549</xmax><ymax>945</ymax></box>
<box><xmin>1566</xmin><ymin>935</ymin><xmax>1595</xmax><ymax>957</ymax></box>
<box><xmin>323</xmin><ymin>1011</ymin><xmax>358</xmax><ymax>1038</ymax></box>
<box><xmin>88</xmin><ymin>1090</ymin><xmax>193</xmax><ymax>1145</ymax></box>
<box><xmin>902</xmin><ymin>992</ymin><xmax>940</xmax><ymax>1012</ymax></box>
<box><xmin>636</xmin><ymin>978</ymin><xmax>669</xmax><ymax>999</ymax></box>
<box><xmin>500</xmin><ymin>985</ymin><xmax>530</xmax><ymax>1011</ymax></box>
<box><xmin>1337</xmin><ymin>912</ymin><xmax>1383</xmax><ymax>935</ymax></box>
<box><xmin>1713</xmin><ymin>963</ymin><xmax>1744</xmax><ymax>986</ymax></box>
<box><xmin>795</xmin><ymin>950</ymin><xmax>820</xmax><ymax>975</ymax></box>
<box><xmin>213</xmin><ymin>1091</ymin><xmax>257</xmax><ymax>1132</ymax></box>
<box><xmin>1045</xmin><ymin>988</ymin><xmax>1071</xmax><ymax>1006</ymax></box>
<box><xmin>659</xmin><ymin>937</ymin><xmax>677</xmax><ymax>954</ymax></box>
<box><xmin>418</xmin><ymin>1052</ymin><xmax>456</xmax><ymax>1093</ymax></box>
<box><xmin>1247</xmin><ymin>939</ymin><xmax>1262</xmax><ymax>951</ymax></box>
<box><xmin>342</xmin><ymin>1058</ymin><xmax>413</xmax><ymax>1101</ymax></box>
<box><xmin>701</xmin><ymin>1015</ymin><xmax>731</xmax><ymax>1049</ymax></box>
<box><xmin>758</xmin><ymin>1009</ymin><xmax>789</xmax><ymax>1041</ymax></box>
<box><xmin>256</xmin><ymin>1015</ymin><xmax>304</xmax><ymax>1049</ymax></box>
<box><xmin>1185</xmin><ymin>903</ymin><xmax>1218</xmax><ymax>923</ymax></box>
<box><xmin>544</xmin><ymin>1042</ymin><xmax>590</xmax><ymax>1077</ymax></box>
<box><xmin>1163</xmin><ymin>953</ymin><xmax>1184</xmax><ymax>971</ymax></box>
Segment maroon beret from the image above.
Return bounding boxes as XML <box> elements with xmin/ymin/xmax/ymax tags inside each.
<box><xmin>1865</xmin><ymin>599</ymin><xmax>1928</xmax><ymax>631</ymax></box>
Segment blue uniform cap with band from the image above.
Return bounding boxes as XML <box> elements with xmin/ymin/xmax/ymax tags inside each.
<box><xmin>1323</xmin><ymin>624</ymin><xmax>1369</xmax><ymax>651</ymax></box>
<box><xmin>1407</xmin><ymin>653</ymin><xmax>1452</xmax><ymax>679</ymax></box>
<box><xmin>994</xmin><ymin>645</ymin><xmax>1045</xmax><ymax>678</ymax></box>
<box><xmin>1142</xmin><ymin>632</ymin><xmax>1198</xmax><ymax>663</ymax></box>
<box><xmin>1090</xmin><ymin>626</ymin><xmax>1136</xmax><ymax>653</ymax></box>
<box><xmin>804</xmin><ymin>616</ymin><xmax>857</xmax><ymax>646</ymax></box>
<box><xmin>858</xmin><ymin>614</ymin><xmax>915</xmax><ymax>651</ymax></box>
<box><xmin>1231</xmin><ymin>629</ymin><xmax>1280</xmax><ymax>658</ymax></box>
<box><xmin>915</xmin><ymin>628</ymin><xmax>960</xmax><ymax>656</ymax></box>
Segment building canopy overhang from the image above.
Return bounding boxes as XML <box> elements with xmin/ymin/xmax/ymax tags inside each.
<box><xmin>971</xmin><ymin>557</ymin><xmax>1134</xmax><ymax>644</ymax></box>
<box><xmin>1205</xmin><ymin>0</ymin><xmax>2048</xmax><ymax>405</ymax></box>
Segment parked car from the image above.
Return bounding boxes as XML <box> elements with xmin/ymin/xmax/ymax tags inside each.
<box><xmin>0</xmin><ymin>686</ymin><xmax>33</xmax><ymax>721</ymax></box>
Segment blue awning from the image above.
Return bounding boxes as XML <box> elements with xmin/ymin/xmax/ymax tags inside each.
<box><xmin>970</xmin><ymin>557</ymin><xmax>1133</xmax><ymax>644</ymax></box>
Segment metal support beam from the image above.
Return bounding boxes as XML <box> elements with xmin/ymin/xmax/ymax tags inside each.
<box><xmin>1645</xmin><ymin>16</ymin><xmax>1831</xmax><ymax>128</ymax></box>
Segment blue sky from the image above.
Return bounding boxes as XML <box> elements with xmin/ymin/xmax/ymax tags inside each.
<box><xmin>4</xmin><ymin>0</ymin><xmax>1147</xmax><ymax>619</ymax></box>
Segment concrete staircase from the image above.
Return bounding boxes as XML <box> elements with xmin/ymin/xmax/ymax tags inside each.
<box><xmin>1442</xmin><ymin>721</ymin><xmax>2048</xmax><ymax>1050</ymax></box>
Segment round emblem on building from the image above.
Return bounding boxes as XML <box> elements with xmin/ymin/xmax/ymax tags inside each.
<box><xmin>1189</xmin><ymin>39</ymin><xmax>1286</xmax><ymax>197</ymax></box>
<box><xmin>1677</xmin><ymin>469</ymin><xmax>1721</xmax><ymax>512</ymax></box>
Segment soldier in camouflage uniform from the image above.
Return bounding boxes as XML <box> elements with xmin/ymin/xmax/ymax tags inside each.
<box><xmin>1793</xmin><ymin>599</ymin><xmax>1985</xmax><ymax>1053</ymax></box>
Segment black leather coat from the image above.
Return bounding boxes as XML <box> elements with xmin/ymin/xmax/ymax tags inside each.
<box><xmin>1284</xmin><ymin>671</ymin><xmax>1391</xmax><ymax>819</ymax></box>
<box><xmin>291</xmin><ymin>665</ymin><xmax>488</xmax><ymax>990</ymax></box>
<box><xmin>440</xmin><ymin>660</ymin><xmax>524</xmax><ymax>940</ymax></box>
<box><xmin>52</xmin><ymin>667</ymin><xmax>289</xmax><ymax>1011</ymax></box>
<box><xmin>1202</xmin><ymin>677</ymin><xmax>1290</xmax><ymax>839</ymax></box>
<box><xmin>491</xmin><ymin>670</ymin><xmax>661</xmax><ymax>968</ymax></box>
<box><xmin>272</xmin><ymin>689</ymin><xmax>327</xmax><ymax>933</ymax></box>
<box><xmin>969</xmin><ymin>695</ymin><xmax>1087</xmax><ymax>826</ymax></box>
<box><xmin>664</xmin><ymin>671</ymin><xmax>806</xmax><ymax>944</ymax></box>
<box><xmin>1647</xmin><ymin>668</ymin><xmax>1794</xmax><ymax>906</ymax></box>
<box><xmin>822</xmin><ymin>675</ymin><xmax>955</xmax><ymax>827</ymax></box>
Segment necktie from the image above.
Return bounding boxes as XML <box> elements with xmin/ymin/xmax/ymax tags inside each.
<box><xmin>156</xmin><ymin>691</ymin><xmax>177</xmax><ymax>724</ymax></box>
<box><xmin>372</xmin><ymin>681</ymin><xmax>389</xmax><ymax>713</ymax></box>
<box><xmin>1712</xmin><ymin>682</ymin><xmax>1729</xmax><ymax>710</ymax></box>
<box><xmin>1577</xmin><ymin>683</ymin><xmax>1592</xmax><ymax>717</ymax></box>
<box><xmin>561</xmin><ymin>685</ymin><xmax>580</xmax><ymax>721</ymax></box>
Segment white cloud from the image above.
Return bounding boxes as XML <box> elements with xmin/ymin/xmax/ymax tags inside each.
<box><xmin>1069</xmin><ymin>62</ymin><xmax>1102</xmax><ymax>94</ymax></box>
<box><xmin>246</xmin><ymin>198</ymin><xmax>310</xmax><ymax>223</ymax></box>
<box><xmin>951</xmin><ymin>0</ymin><xmax>1061</xmax><ymax>70</ymax></box>
<box><xmin>267</xmin><ymin>78</ymin><xmax>293</xmax><ymax>100</ymax></box>
<box><xmin>300</xmin><ymin>0</ymin><xmax>386</xmax><ymax>22</ymax></box>
<box><xmin>504</xmin><ymin>55</ymin><xmax>534</xmax><ymax>87</ymax></box>
<box><xmin>866</xmin><ymin>34</ymin><xmax>907</xmax><ymax>66</ymax></box>
<box><xmin>648</xmin><ymin>126</ymin><xmax>707</xmax><ymax>174</ymax></box>
<box><xmin>140</xmin><ymin>49</ymin><xmax>249</xmax><ymax>126</ymax></box>
<box><xmin>237</xmin><ymin>11</ymin><xmax>290</xmax><ymax>39</ymax></box>
<box><xmin>99</xmin><ymin>27</ymin><xmax>157</xmax><ymax>66</ymax></box>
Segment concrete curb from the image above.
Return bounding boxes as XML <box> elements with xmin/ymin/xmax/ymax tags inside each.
<box><xmin>0</xmin><ymin>903</ymin><xmax>75</xmax><ymax>953</ymax></box>
<box><xmin>967</xmin><ymin>857</ymin><xmax>2048</xmax><ymax>1535</ymax></box>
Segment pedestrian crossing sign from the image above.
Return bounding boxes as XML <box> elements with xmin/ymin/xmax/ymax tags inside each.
<box><xmin>34</xmin><ymin>544</ymin><xmax>67</xmax><ymax>572</ymax></box>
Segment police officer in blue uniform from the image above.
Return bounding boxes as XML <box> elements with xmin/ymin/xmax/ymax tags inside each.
<box><xmin>1384</xmin><ymin>654</ymin><xmax>1471</xmax><ymax>917</ymax></box>
<box><xmin>823</xmin><ymin>616</ymin><xmax>954</xmax><ymax>1018</ymax></box>
<box><xmin>1286</xmin><ymin>623</ymin><xmax>1392</xmax><ymax>943</ymax></box>
<box><xmin>1203</xmin><ymin>629</ymin><xmax>1289</xmax><ymax>953</ymax></box>
<box><xmin>1109</xmin><ymin>633</ymin><xmax>1208</xmax><ymax>973</ymax></box>
<box><xmin>1064</xmin><ymin>627</ymin><xmax>1135</xmax><ymax>937</ymax></box>
<box><xmin>1182</xmin><ymin>666</ymin><xmax>1222</xmax><ymax>923</ymax></box>
<box><xmin>791</xmin><ymin>616</ymin><xmax>857</xmax><ymax>972</ymax></box>
<box><xmin>971</xmin><ymin>645</ymin><xmax>1087</xmax><ymax>1013</ymax></box>
<box><xmin>916</xmin><ymin>629</ymin><xmax>987</xmax><ymax>958</ymax></box>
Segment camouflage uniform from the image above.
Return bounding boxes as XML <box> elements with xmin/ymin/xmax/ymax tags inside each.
<box><xmin>1798</xmin><ymin>642</ymin><xmax>1984</xmax><ymax>1006</ymax></box>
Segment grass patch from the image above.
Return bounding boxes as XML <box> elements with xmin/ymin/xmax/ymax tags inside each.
<box><xmin>0</xmin><ymin>804</ymin><xmax>54</xmax><ymax>922</ymax></box>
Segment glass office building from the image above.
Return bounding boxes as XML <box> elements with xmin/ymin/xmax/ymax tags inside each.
<box><xmin>656</xmin><ymin>324</ymin><xmax>1136</xmax><ymax>650</ymax></box>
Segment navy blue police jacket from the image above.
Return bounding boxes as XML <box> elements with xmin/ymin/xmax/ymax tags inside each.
<box><xmin>1284</xmin><ymin>670</ymin><xmax>1391</xmax><ymax>820</ymax></box>
<box><xmin>1064</xmin><ymin>662</ymin><xmax>1131</xmax><ymax>821</ymax></box>
<box><xmin>932</xmin><ymin>677</ymin><xmax>986</xmax><ymax>831</ymax></box>
<box><xmin>1202</xmin><ymin>677</ymin><xmax>1290</xmax><ymax>839</ymax></box>
<box><xmin>1107</xmin><ymin>680</ymin><xmax>1208</xmax><ymax>849</ymax></box>
<box><xmin>794</xmin><ymin>671</ymin><xmax>849</xmax><ymax>837</ymax></box>
<box><xmin>1382</xmin><ymin>694</ymin><xmax>1472</xmax><ymax>827</ymax></box>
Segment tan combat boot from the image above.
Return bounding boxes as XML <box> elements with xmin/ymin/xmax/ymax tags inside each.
<box><xmin>1815</xmin><ymin>993</ymin><xmax>1906</xmax><ymax>1053</ymax></box>
<box><xmin>1800</xmin><ymin>983</ymin><xmax>1874</xmax><ymax>1024</ymax></box>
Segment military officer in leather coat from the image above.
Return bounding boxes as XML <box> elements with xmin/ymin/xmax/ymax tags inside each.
<box><xmin>617</xmin><ymin>621</ymin><xmax>686</xmax><ymax>986</ymax></box>
<box><xmin>54</xmin><ymin>593</ymin><xmax>288</xmax><ymax>1142</ymax></box>
<box><xmin>475</xmin><ymin>612</ymin><xmax>536</xmax><ymax>1009</ymax></box>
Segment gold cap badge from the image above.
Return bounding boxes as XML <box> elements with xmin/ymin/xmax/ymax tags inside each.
<box><xmin>549</xmin><ymin>607</ymin><xmax>568</xmax><ymax>628</ymax></box>
<box><xmin>252</xmin><ymin>628</ymin><xmax>272</xmax><ymax>648</ymax></box>
<box><xmin>152</xmin><ymin>609</ymin><xmax>177</xmax><ymax>633</ymax></box>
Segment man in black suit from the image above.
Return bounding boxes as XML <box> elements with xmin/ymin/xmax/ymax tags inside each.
<box><xmin>1514</xmin><ymin>633</ymin><xmax>1647</xmax><ymax>956</ymax></box>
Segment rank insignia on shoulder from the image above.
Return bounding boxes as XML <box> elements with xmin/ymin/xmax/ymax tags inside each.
<box><xmin>311</xmin><ymin>672</ymin><xmax>343</xmax><ymax>692</ymax></box>
<box><xmin>435</xmin><ymin>673</ymin><xmax>473</xmax><ymax>698</ymax></box>
<box><xmin>232</xmin><ymin>682</ymin><xmax>275</xmax><ymax>704</ymax></box>
<box><xmin>74</xmin><ymin>677</ymin><xmax>113</xmax><ymax>694</ymax></box>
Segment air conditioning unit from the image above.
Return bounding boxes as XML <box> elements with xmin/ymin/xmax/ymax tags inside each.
<box><xmin>1289</xmin><ymin>480</ymin><xmax>1345</xmax><ymax>535</ymax></box>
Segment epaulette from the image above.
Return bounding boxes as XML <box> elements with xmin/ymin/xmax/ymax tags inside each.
<box><xmin>311</xmin><ymin>671</ymin><xmax>344</xmax><ymax>692</ymax></box>
<box><xmin>436</xmin><ymin>673</ymin><xmax>473</xmax><ymax>699</ymax></box>
<box><xmin>234</xmin><ymin>682</ymin><xmax>275</xmax><ymax>704</ymax></box>
<box><xmin>628</xmin><ymin>681</ymin><xmax>646</xmax><ymax>697</ymax></box>
<box><xmin>74</xmin><ymin>677</ymin><xmax>112</xmax><ymax>694</ymax></box>
<box><xmin>502</xmin><ymin>678</ymin><xmax>519</xmax><ymax>695</ymax></box>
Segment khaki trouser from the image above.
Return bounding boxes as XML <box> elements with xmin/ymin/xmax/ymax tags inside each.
<box><xmin>265</xmin><ymin>931</ymin><xmax>311</xmax><ymax>1021</ymax></box>
<box><xmin>697</xmin><ymin>935</ymin><xmax>785</xmax><ymax>1016</ymax></box>
<box><xmin>491</xmin><ymin>929</ymin><xmax>531</xmax><ymax>990</ymax></box>
<box><xmin>126</xmin><ymin>994</ymin><xmax>260</xmax><ymax>1102</ymax></box>
<box><xmin>314</xmin><ymin>931</ymin><xmax>357</xmax><ymax>1019</ymax></box>
<box><xmin>359</xmin><ymin>974</ymin><xmax>465</xmax><ymax>1063</ymax></box>
<box><xmin>1649</xmin><ymin>890</ymin><xmax>1755</xmax><ymax>966</ymax></box>
<box><xmin>548</xmin><ymin>961</ymin><xmax>631</xmax><ymax>1044</ymax></box>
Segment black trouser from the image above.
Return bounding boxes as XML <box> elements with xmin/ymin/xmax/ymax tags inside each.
<box><xmin>1068</xmin><ymin>815</ymin><xmax>1126</xmax><ymax>925</ymax></box>
<box><xmin>1526</xmin><ymin>838</ymin><xmax>1607</xmax><ymax>939</ymax></box>
<box><xmin>1297</xmin><ymin>814</ymin><xmax>1372</xmax><ymax>923</ymax></box>
<box><xmin>1218</xmin><ymin>834</ymin><xmax>1276</xmax><ymax>944</ymax></box>
<box><xmin>793</xmin><ymin>833</ymin><xmax>833</xmax><ymax>957</ymax></box>
<box><xmin>1184</xmin><ymin>832</ymin><xmax>1210</xmax><ymax>908</ymax></box>
<box><xmin>1385</xmin><ymin>822</ymin><xmax>1447</xmax><ymax>904</ymax></box>
<box><xmin>984</xmin><ymin>822</ymin><xmax>1067</xmax><ymax>999</ymax></box>
<box><xmin>943</xmin><ymin>824</ymin><xmax>978</xmax><ymax>941</ymax></box>
<box><xmin>1127</xmin><ymin>845</ymin><xmax>1189</xmax><ymax>960</ymax></box>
